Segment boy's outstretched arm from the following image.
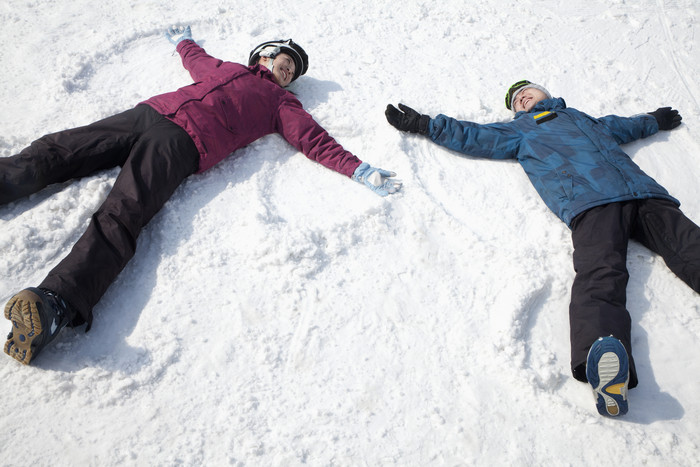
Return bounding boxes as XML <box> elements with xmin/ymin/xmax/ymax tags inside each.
<box><xmin>597</xmin><ymin>107</ymin><xmax>682</xmax><ymax>146</ymax></box>
<box><xmin>385</xmin><ymin>103</ymin><xmax>519</xmax><ymax>160</ymax></box>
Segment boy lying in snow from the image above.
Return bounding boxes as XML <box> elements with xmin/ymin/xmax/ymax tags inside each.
<box><xmin>385</xmin><ymin>80</ymin><xmax>698</xmax><ymax>417</ymax></box>
<box><xmin>2</xmin><ymin>26</ymin><xmax>401</xmax><ymax>365</ymax></box>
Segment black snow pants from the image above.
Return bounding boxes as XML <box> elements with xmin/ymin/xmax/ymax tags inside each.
<box><xmin>569</xmin><ymin>199</ymin><xmax>700</xmax><ymax>388</ymax></box>
<box><xmin>0</xmin><ymin>105</ymin><xmax>200</xmax><ymax>327</ymax></box>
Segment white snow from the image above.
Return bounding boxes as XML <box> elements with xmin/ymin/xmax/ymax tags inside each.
<box><xmin>2</xmin><ymin>0</ymin><xmax>700</xmax><ymax>465</ymax></box>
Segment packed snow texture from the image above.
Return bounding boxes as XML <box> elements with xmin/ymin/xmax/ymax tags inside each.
<box><xmin>1</xmin><ymin>0</ymin><xmax>700</xmax><ymax>465</ymax></box>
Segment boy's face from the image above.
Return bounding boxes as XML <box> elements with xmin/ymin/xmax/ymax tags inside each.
<box><xmin>513</xmin><ymin>87</ymin><xmax>548</xmax><ymax>113</ymax></box>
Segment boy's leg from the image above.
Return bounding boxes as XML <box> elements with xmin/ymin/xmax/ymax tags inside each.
<box><xmin>38</xmin><ymin>114</ymin><xmax>199</xmax><ymax>327</ymax></box>
<box><xmin>569</xmin><ymin>202</ymin><xmax>639</xmax><ymax>388</ymax></box>
<box><xmin>0</xmin><ymin>105</ymin><xmax>154</xmax><ymax>205</ymax></box>
<box><xmin>633</xmin><ymin>199</ymin><xmax>700</xmax><ymax>293</ymax></box>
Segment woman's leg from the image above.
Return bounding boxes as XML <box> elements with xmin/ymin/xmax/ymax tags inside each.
<box><xmin>39</xmin><ymin>114</ymin><xmax>199</xmax><ymax>326</ymax></box>
<box><xmin>0</xmin><ymin>105</ymin><xmax>156</xmax><ymax>205</ymax></box>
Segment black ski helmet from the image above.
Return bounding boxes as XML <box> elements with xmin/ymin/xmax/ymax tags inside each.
<box><xmin>248</xmin><ymin>39</ymin><xmax>309</xmax><ymax>82</ymax></box>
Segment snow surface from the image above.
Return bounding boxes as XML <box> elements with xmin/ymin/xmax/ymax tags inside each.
<box><xmin>2</xmin><ymin>0</ymin><xmax>700</xmax><ymax>465</ymax></box>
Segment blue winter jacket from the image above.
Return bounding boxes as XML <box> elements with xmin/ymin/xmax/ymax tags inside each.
<box><xmin>429</xmin><ymin>97</ymin><xmax>679</xmax><ymax>226</ymax></box>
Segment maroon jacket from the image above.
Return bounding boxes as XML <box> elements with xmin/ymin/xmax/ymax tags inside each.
<box><xmin>143</xmin><ymin>40</ymin><xmax>363</xmax><ymax>175</ymax></box>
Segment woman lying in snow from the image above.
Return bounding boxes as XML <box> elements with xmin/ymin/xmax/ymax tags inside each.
<box><xmin>3</xmin><ymin>26</ymin><xmax>401</xmax><ymax>365</ymax></box>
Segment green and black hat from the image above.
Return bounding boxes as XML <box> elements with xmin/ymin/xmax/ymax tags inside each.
<box><xmin>505</xmin><ymin>80</ymin><xmax>552</xmax><ymax>111</ymax></box>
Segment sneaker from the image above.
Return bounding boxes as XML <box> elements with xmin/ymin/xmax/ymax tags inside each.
<box><xmin>586</xmin><ymin>336</ymin><xmax>630</xmax><ymax>416</ymax></box>
<box><xmin>4</xmin><ymin>288</ymin><xmax>74</xmax><ymax>365</ymax></box>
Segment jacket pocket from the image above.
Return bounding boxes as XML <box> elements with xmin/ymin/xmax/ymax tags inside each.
<box><xmin>557</xmin><ymin>169</ymin><xmax>574</xmax><ymax>199</ymax></box>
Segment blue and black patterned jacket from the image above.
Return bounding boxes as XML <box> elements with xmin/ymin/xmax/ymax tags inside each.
<box><xmin>428</xmin><ymin>97</ymin><xmax>679</xmax><ymax>226</ymax></box>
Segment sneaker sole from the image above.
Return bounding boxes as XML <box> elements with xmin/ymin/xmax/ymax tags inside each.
<box><xmin>595</xmin><ymin>351</ymin><xmax>627</xmax><ymax>416</ymax></box>
<box><xmin>588</xmin><ymin>338</ymin><xmax>629</xmax><ymax>416</ymax></box>
<box><xmin>4</xmin><ymin>289</ymin><xmax>46</xmax><ymax>365</ymax></box>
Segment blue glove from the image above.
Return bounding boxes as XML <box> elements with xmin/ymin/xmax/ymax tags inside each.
<box><xmin>352</xmin><ymin>162</ymin><xmax>402</xmax><ymax>197</ymax></box>
<box><xmin>165</xmin><ymin>25</ymin><xmax>193</xmax><ymax>46</ymax></box>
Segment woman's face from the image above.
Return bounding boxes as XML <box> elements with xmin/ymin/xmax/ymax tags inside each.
<box><xmin>261</xmin><ymin>53</ymin><xmax>296</xmax><ymax>87</ymax></box>
<box><xmin>513</xmin><ymin>87</ymin><xmax>548</xmax><ymax>112</ymax></box>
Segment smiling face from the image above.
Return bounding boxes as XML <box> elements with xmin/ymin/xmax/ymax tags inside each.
<box><xmin>512</xmin><ymin>87</ymin><xmax>548</xmax><ymax>113</ymax></box>
<box><xmin>259</xmin><ymin>53</ymin><xmax>296</xmax><ymax>87</ymax></box>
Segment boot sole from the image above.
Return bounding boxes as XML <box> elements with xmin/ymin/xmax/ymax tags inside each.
<box><xmin>4</xmin><ymin>289</ymin><xmax>46</xmax><ymax>365</ymax></box>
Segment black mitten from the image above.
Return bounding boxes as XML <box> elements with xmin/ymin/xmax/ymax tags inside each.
<box><xmin>648</xmin><ymin>107</ymin><xmax>682</xmax><ymax>130</ymax></box>
<box><xmin>385</xmin><ymin>104</ymin><xmax>430</xmax><ymax>135</ymax></box>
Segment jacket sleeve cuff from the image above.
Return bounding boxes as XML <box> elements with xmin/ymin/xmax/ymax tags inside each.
<box><xmin>418</xmin><ymin>115</ymin><xmax>431</xmax><ymax>135</ymax></box>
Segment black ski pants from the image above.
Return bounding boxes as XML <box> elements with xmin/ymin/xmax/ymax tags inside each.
<box><xmin>1</xmin><ymin>105</ymin><xmax>200</xmax><ymax>326</ymax></box>
<box><xmin>569</xmin><ymin>199</ymin><xmax>700</xmax><ymax>388</ymax></box>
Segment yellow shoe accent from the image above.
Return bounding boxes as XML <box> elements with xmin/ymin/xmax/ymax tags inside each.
<box><xmin>605</xmin><ymin>383</ymin><xmax>626</xmax><ymax>395</ymax></box>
